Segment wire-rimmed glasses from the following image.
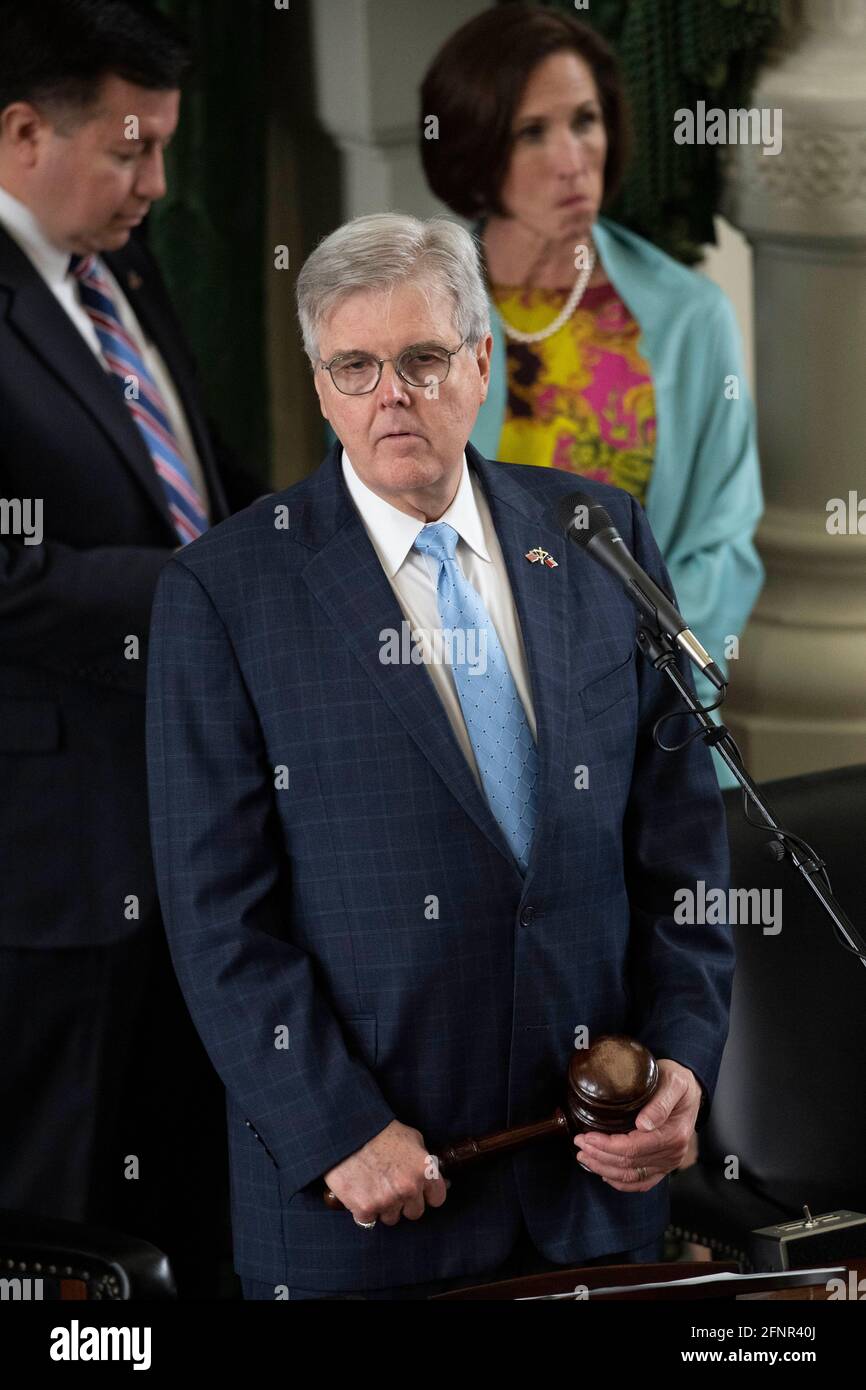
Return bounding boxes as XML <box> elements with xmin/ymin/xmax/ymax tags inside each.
<box><xmin>318</xmin><ymin>338</ymin><xmax>468</xmax><ymax>395</ymax></box>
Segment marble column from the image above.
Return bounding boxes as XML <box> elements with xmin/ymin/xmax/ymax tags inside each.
<box><xmin>722</xmin><ymin>0</ymin><xmax>866</xmax><ymax>778</ymax></box>
<box><xmin>308</xmin><ymin>0</ymin><xmax>488</xmax><ymax>219</ymax></box>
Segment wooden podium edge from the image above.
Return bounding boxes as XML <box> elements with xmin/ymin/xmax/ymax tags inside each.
<box><xmin>430</xmin><ymin>1259</ymin><xmax>744</xmax><ymax>1301</ymax></box>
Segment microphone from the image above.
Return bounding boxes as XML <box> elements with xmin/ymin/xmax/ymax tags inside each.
<box><xmin>554</xmin><ymin>491</ymin><xmax>726</xmax><ymax>691</ymax></box>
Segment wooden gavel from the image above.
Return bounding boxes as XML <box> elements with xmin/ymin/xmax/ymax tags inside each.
<box><xmin>323</xmin><ymin>1034</ymin><xmax>658</xmax><ymax>1210</ymax></box>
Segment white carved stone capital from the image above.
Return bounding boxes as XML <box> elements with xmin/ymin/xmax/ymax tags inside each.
<box><xmin>723</xmin><ymin>0</ymin><xmax>866</xmax><ymax>240</ymax></box>
<box><xmin>721</xmin><ymin>0</ymin><xmax>866</xmax><ymax>779</ymax></box>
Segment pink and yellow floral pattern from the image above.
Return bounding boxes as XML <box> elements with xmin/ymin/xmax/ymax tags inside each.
<box><xmin>491</xmin><ymin>281</ymin><xmax>656</xmax><ymax>505</ymax></box>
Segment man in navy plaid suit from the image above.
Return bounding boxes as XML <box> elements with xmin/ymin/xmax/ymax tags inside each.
<box><xmin>146</xmin><ymin>213</ymin><xmax>734</xmax><ymax>1300</ymax></box>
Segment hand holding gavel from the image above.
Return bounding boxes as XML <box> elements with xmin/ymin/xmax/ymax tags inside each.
<box><xmin>323</xmin><ymin>1035</ymin><xmax>658</xmax><ymax>1215</ymax></box>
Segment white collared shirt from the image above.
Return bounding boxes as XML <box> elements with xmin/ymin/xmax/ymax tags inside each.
<box><xmin>341</xmin><ymin>447</ymin><xmax>537</xmax><ymax>785</ymax></box>
<box><xmin>0</xmin><ymin>182</ymin><xmax>209</xmax><ymax>517</ymax></box>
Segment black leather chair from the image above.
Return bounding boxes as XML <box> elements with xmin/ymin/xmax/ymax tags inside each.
<box><xmin>670</xmin><ymin>763</ymin><xmax>866</xmax><ymax>1270</ymax></box>
<box><xmin>0</xmin><ymin>1206</ymin><xmax>176</xmax><ymax>1299</ymax></box>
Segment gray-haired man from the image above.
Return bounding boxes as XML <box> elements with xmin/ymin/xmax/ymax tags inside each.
<box><xmin>146</xmin><ymin>213</ymin><xmax>732</xmax><ymax>1299</ymax></box>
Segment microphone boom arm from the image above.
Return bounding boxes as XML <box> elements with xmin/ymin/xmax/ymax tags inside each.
<box><xmin>635</xmin><ymin>623</ymin><xmax>866</xmax><ymax>972</ymax></box>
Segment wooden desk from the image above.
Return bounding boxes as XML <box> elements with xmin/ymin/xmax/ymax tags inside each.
<box><xmin>431</xmin><ymin>1255</ymin><xmax>866</xmax><ymax>1300</ymax></box>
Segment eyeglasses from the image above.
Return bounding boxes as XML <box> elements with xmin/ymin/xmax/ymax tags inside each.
<box><xmin>318</xmin><ymin>338</ymin><xmax>468</xmax><ymax>395</ymax></box>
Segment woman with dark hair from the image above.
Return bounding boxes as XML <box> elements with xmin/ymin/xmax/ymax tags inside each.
<box><xmin>420</xmin><ymin>3</ymin><xmax>763</xmax><ymax>763</ymax></box>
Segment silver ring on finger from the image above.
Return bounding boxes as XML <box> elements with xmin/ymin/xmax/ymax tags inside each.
<box><xmin>353</xmin><ymin>1216</ymin><xmax>377</xmax><ymax>1229</ymax></box>
<box><xmin>636</xmin><ymin>1166</ymin><xmax>648</xmax><ymax>1182</ymax></box>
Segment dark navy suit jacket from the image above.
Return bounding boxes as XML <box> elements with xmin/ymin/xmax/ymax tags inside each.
<box><xmin>0</xmin><ymin>224</ymin><xmax>262</xmax><ymax>950</ymax></box>
<box><xmin>145</xmin><ymin>438</ymin><xmax>734</xmax><ymax>1290</ymax></box>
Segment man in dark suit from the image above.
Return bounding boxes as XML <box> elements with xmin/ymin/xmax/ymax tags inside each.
<box><xmin>0</xmin><ymin>0</ymin><xmax>264</xmax><ymax>1292</ymax></box>
<box><xmin>146</xmin><ymin>212</ymin><xmax>734</xmax><ymax>1300</ymax></box>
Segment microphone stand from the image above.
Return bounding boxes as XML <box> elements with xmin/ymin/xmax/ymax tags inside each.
<box><xmin>635</xmin><ymin>624</ymin><xmax>866</xmax><ymax>971</ymax></box>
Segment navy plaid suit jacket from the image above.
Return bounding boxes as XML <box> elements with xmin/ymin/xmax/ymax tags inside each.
<box><xmin>146</xmin><ymin>439</ymin><xmax>733</xmax><ymax>1289</ymax></box>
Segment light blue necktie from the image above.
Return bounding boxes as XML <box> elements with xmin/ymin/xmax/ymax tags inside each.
<box><xmin>413</xmin><ymin>521</ymin><xmax>539</xmax><ymax>873</ymax></box>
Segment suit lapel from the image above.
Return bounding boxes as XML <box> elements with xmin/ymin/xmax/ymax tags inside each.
<box><xmin>300</xmin><ymin>441</ymin><xmax>616</xmax><ymax>875</ymax></box>
<box><xmin>300</xmin><ymin>447</ymin><xmax>518</xmax><ymax>869</ymax></box>
<box><xmin>0</xmin><ymin>228</ymin><xmax>176</xmax><ymax>532</ymax></box>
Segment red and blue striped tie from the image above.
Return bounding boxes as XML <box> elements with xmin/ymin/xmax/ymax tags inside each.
<box><xmin>69</xmin><ymin>254</ymin><xmax>209</xmax><ymax>544</ymax></box>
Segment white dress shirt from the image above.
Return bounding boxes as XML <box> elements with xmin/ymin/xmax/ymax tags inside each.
<box><xmin>341</xmin><ymin>447</ymin><xmax>538</xmax><ymax>787</ymax></box>
<box><xmin>0</xmin><ymin>182</ymin><xmax>210</xmax><ymax>516</ymax></box>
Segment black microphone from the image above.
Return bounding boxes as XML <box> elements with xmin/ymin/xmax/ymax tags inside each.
<box><xmin>555</xmin><ymin>491</ymin><xmax>726</xmax><ymax>690</ymax></box>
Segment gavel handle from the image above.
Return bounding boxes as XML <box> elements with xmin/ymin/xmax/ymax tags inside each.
<box><xmin>323</xmin><ymin>1107</ymin><xmax>571</xmax><ymax>1209</ymax></box>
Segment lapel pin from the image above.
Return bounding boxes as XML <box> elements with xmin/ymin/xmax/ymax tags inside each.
<box><xmin>127</xmin><ymin>271</ymin><xmax>144</xmax><ymax>291</ymax></box>
<box><xmin>525</xmin><ymin>546</ymin><xmax>558</xmax><ymax>568</ymax></box>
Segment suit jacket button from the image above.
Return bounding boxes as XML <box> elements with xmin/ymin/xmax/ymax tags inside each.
<box><xmin>520</xmin><ymin>905</ymin><xmax>534</xmax><ymax>928</ymax></box>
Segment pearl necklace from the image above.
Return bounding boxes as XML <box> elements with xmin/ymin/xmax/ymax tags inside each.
<box><xmin>495</xmin><ymin>242</ymin><xmax>598</xmax><ymax>345</ymax></box>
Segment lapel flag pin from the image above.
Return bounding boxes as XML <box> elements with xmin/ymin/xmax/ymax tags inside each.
<box><xmin>127</xmin><ymin>271</ymin><xmax>144</xmax><ymax>291</ymax></box>
<box><xmin>525</xmin><ymin>546</ymin><xmax>558</xmax><ymax>568</ymax></box>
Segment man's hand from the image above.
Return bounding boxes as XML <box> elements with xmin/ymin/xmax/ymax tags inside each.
<box><xmin>573</xmin><ymin>1058</ymin><xmax>702</xmax><ymax>1192</ymax></box>
<box><xmin>323</xmin><ymin>1119</ymin><xmax>448</xmax><ymax>1226</ymax></box>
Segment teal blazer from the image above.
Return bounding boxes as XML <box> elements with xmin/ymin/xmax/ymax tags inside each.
<box><xmin>472</xmin><ymin>216</ymin><xmax>765</xmax><ymax>787</ymax></box>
